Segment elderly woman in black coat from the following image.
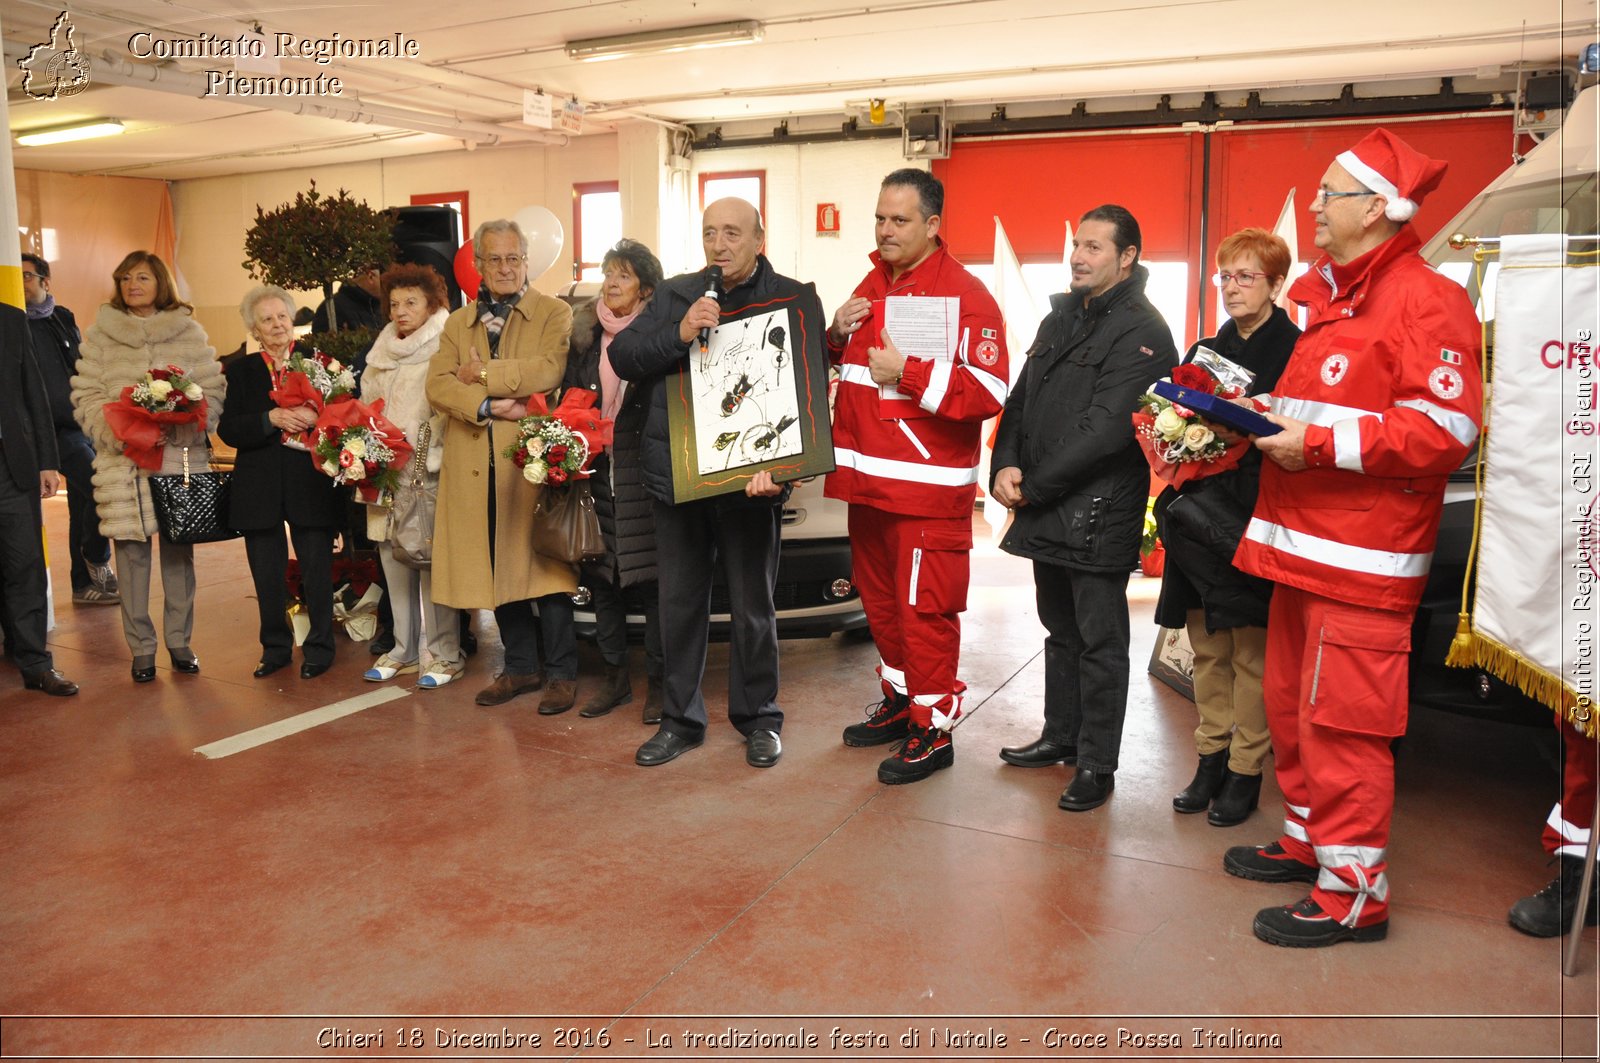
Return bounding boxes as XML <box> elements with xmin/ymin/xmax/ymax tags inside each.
<box><xmin>560</xmin><ymin>238</ymin><xmax>666</xmax><ymax>722</ymax></box>
<box><xmin>1156</xmin><ymin>227</ymin><xmax>1300</xmax><ymax>826</ymax></box>
<box><xmin>219</xmin><ymin>284</ymin><xmax>345</xmax><ymax>680</ymax></box>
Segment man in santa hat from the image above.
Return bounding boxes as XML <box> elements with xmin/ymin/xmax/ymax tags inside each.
<box><xmin>1223</xmin><ymin>129</ymin><xmax>1484</xmax><ymax>947</ymax></box>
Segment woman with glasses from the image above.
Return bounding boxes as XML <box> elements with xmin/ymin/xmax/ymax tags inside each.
<box><xmin>1155</xmin><ymin>227</ymin><xmax>1300</xmax><ymax>826</ymax></box>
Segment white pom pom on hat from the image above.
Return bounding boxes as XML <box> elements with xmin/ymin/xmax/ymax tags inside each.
<box><xmin>1335</xmin><ymin>129</ymin><xmax>1449</xmax><ymax>223</ymax></box>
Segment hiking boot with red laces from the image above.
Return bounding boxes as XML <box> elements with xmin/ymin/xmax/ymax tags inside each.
<box><xmin>843</xmin><ymin>692</ymin><xmax>911</xmax><ymax>747</ymax></box>
<box><xmin>1223</xmin><ymin>841</ymin><xmax>1319</xmax><ymax>884</ymax></box>
<box><xmin>876</xmin><ymin>723</ymin><xmax>953</xmax><ymax>784</ymax></box>
<box><xmin>1253</xmin><ymin>896</ymin><xmax>1388</xmax><ymax>948</ymax></box>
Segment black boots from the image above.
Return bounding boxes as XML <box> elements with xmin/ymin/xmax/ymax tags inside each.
<box><xmin>1208</xmin><ymin>769</ymin><xmax>1262</xmax><ymax>827</ymax></box>
<box><xmin>579</xmin><ymin>664</ymin><xmax>633</xmax><ymax>718</ymax></box>
<box><xmin>1510</xmin><ymin>855</ymin><xmax>1600</xmax><ymax>937</ymax></box>
<box><xmin>1173</xmin><ymin>749</ymin><xmax>1228</xmax><ymax>813</ymax></box>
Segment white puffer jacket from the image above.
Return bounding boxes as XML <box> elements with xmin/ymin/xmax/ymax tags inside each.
<box><xmin>72</xmin><ymin>305</ymin><xmax>223</xmax><ymax>541</ymax></box>
<box><xmin>360</xmin><ymin>307</ymin><xmax>448</xmax><ymax>473</ymax></box>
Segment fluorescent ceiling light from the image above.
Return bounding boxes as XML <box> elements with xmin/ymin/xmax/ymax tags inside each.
<box><xmin>16</xmin><ymin>119</ymin><xmax>125</xmax><ymax>146</ymax></box>
<box><xmin>565</xmin><ymin>20</ymin><xmax>763</xmax><ymax>62</ymax></box>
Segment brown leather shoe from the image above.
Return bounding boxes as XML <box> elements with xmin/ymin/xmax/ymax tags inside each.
<box><xmin>475</xmin><ymin>671</ymin><xmax>545</xmax><ymax>706</ymax></box>
<box><xmin>538</xmin><ymin>678</ymin><xmax>578</xmax><ymax>715</ymax></box>
<box><xmin>24</xmin><ymin>668</ymin><xmax>79</xmax><ymax>697</ymax></box>
<box><xmin>579</xmin><ymin>664</ymin><xmax>632</xmax><ymax>718</ymax></box>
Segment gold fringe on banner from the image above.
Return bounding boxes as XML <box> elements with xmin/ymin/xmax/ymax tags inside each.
<box><xmin>1453</xmin><ymin>629</ymin><xmax>1594</xmax><ymax>738</ymax></box>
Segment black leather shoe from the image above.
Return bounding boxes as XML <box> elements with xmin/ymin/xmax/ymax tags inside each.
<box><xmin>635</xmin><ymin>730</ymin><xmax>703</xmax><ymax>767</ymax></box>
<box><xmin>1173</xmin><ymin>749</ymin><xmax>1229</xmax><ymax>813</ymax></box>
<box><xmin>1207</xmin><ymin>768</ymin><xmax>1262</xmax><ymax>827</ymax></box>
<box><xmin>999</xmin><ymin>736</ymin><xmax>1077</xmax><ymax>768</ymax></box>
<box><xmin>300</xmin><ymin>660</ymin><xmax>332</xmax><ymax>680</ymax></box>
<box><xmin>1058</xmin><ymin>767</ymin><xmax>1115</xmax><ymax>811</ymax></box>
<box><xmin>253</xmin><ymin>659</ymin><xmax>290</xmax><ymax>679</ymax></box>
<box><xmin>169</xmin><ymin>650</ymin><xmax>200</xmax><ymax>675</ymax></box>
<box><xmin>1253</xmin><ymin>896</ymin><xmax>1388</xmax><ymax>948</ymax></box>
<box><xmin>746</xmin><ymin>729</ymin><xmax>782</xmax><ymax>768</ymax></box>
<box><xmin>132</xmin><ymin>655</ymin><xmax>157</xmax><ymax>684</ymax></box>
<box><xmin>24</xmin><ymin>668</ymin><xmax>79</xmax><ymax>696</ymax></box>
<box><xmin>1223</xmin><ymin>841</ymin><xmax>1319</xmax><ymax>883</ymax></box>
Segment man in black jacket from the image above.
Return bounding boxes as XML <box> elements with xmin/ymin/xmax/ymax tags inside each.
<box><xmin>22</xmin><ymin>254</ymin><xmax>118</xmax><ymax>606</ymax></box>
<box><xmin>610</xmin><ymin>198</ymin><xmax>829</xmax><ymax>770</ymax></box>
<box><xmin>0</xmin><ymin>302</ymin><xmax>78</xmax><ymax>695</ymax></box>
<box><xmin>990</xmin><ymin>204</ymin><xmax>1176</xmax><ymax>811</ymax></box>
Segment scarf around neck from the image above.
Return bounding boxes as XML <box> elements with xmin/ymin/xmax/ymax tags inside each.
<box><xmin>476</xmin><ymin>283</ymin><xmax>526</xmax><ymax>355</ymax></box>
<box><xmin>25</xmin><ymin>294</ymin><xmax>55</xmax><ymax>320</ymax></box>
<box><xmin>595</xmin><ymin>299</ymin><xmax>643</xmax><ymax>424</ymax></box>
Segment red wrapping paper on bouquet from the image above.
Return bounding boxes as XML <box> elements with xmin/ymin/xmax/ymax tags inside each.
<box><xmin>1132</xmin><ymin>410</ymin><xmax>1252</xmax><ymax>488</ymax></box>
<box><xmin>102</xmin><ymin>387</ymin><xmax>208</xmax><ymax>471</ymax></box>
<box><xmin>269</xmin><ymin>371</ymin><xmax>331</xmax><ymax>450</ymax></box>
<box><xmin>310</xmin><ymin>397</ymin><xmax>415</xmax><ymax>504</ymax></box>
<box><xmin>526</xmin><ymin>389</ymin><xmax>615</xmax><ymax>475</ymax></box>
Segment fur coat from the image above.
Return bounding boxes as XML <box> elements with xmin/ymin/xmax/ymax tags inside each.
<box><xmin>72</xmin><ymin>305</ymin><xmax>222</xmax><ymax>541</ymax></box>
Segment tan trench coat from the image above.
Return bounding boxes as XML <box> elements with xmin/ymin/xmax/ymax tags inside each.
<box><xmin>426</xmin><ymin>293</ymin><xmax>576</xmax><ymax>609</ymax></box>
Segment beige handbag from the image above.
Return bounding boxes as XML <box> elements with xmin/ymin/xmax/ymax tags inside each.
<box><xmin>388</xmin><ymin>419</ymin><xmax>437</xmax><ymax>570</ymax></box>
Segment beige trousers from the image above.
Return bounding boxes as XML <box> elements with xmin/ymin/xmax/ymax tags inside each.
<box><xmin>113</xmin><ymin>537</ymin><xmax>196</xmax><ymax>657</ymax></box>
<box><xmin>1186</xmin><ymin>609</ymin><xmax>1271</xmax><ymax>775</ymax></box>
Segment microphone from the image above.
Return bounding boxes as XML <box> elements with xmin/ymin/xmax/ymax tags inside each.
<box><xmin>696</xmin><ymin>265</ymin><xmax>723</xmax><ymax>352</ymax></box>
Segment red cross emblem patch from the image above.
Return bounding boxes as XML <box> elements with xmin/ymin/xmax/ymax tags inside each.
<box><xmin>1320</xmin><ymin>354</ymin><xmax>1349</xmax><ymax>386</ymax></box>
<box><xmin>1429</xmin><ymin>365</ymin><xmax>1464</xmax><ymax>400</ymax></box>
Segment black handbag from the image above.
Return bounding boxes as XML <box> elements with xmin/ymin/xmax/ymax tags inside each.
<box><xmin>531</xmin><ymin>480</ymin><xmax>605</xmax><ymax>564</ymax></box>
<box><xmin>148</xmin><ymin>443</ymin><xmax>240</xmax><ymax>545</ymax></box>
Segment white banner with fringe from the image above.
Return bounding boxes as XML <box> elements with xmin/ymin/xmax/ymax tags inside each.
<box><xmin>1453</xmin><ymin>234</ymin><xmax>1599</xmax><ymax>733</ymax></box>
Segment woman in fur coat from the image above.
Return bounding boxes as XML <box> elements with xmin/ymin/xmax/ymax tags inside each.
<box><xmin>71</xmin><ymin>251</ymin><xmax>223</xmax><ymax>682</ymax></box>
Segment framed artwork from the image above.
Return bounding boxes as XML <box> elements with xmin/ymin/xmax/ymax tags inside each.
<box><xmin>1148</xmin><ymin>624</ymin><xmax>1196</xmax><ymax>701</ymax></box>
<box><xmin>663</xmin><ymin>289</ymin><xmax>834</xmax><ymax>503</ymax></box>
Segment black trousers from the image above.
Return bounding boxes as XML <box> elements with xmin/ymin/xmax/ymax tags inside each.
<box><xmin>1034</xmin><ymin>560</ymin><xmax>1132</xmax><ymax>773</ymax></box>
<box><xmin>56</xmin><ymin>428</ymin><xmax>109</xmax><ymax>589</ymax></box>
<box><xmin>591</xmin><ymin>576</ymin><xmax>662</xmax><ymax>677</ymax></box>
<box><xmin>245</xmin><ymin>523</ymin><xmax>336</xmax><ymax>666</ymax></box>
<box><xmin>493</xmin><ymin>593</ymin><xmax>578</xmax><ymax>679</ymax></box>
<box><xmin>0</xmin><ymin>461</ymin><xmax>52</xmax><ymax>677</ymax></box>
<box><xmin>653</xmin><ymin>496</ymin><xmax>782</xmax><ymax>740</ymax></box>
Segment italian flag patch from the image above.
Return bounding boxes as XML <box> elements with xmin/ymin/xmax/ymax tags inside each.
<box><xmin>1440</xmin><ymin>348</ymin><xmax>1463</xmax><ymax>364</ymax></box>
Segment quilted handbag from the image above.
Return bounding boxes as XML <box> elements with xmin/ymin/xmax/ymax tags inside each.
<box><xmin>148</xmin><ymin>444</ymin><xmax>240</xmax><ymax>545</ymax></box>
<box><xmin>531</xmin><ymin>480</ymin><xmax>605</xmax><ymax>564</ymax></box>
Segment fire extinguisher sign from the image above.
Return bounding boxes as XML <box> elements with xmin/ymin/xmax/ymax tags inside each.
<box><xmin>816</xmin><ymin>203</ymin><xmax>840</xmax><ymax>235</ymax></box>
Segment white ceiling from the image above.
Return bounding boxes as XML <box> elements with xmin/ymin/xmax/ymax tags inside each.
<box><xmin>4</xmin><ymin>0</ymin><xmax>1595</xmax><ymax>180</ymax></box>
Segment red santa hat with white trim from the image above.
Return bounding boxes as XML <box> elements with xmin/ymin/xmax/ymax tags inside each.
<box><xmin>1335</xmin><ymin>128</ymin><xmax>1448</xmax><ymax>223</ymax></box>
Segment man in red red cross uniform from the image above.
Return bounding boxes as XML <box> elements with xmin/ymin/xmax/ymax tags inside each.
<box><xmin>826</xmin><ymin>168</ymin><xmax>1009</xmax><ymax>784</ymax></box>
<box><xmin>1226</xmin><ymin>129</ymin><xmax>1484</xmax><ymax>947</ymax></box>
<box><xmin>1509</xmin><ymin>718</ymin><xmax>1600</xmax><ymax>937</ymax></box>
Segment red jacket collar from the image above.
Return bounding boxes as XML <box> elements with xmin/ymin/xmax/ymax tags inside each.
<box><xmin>1290</xmin><ymin>225</ymin><xmax>1422</xmax><ymax>309</ymax></box>
<box><xmin>866</xmin><ymin>239</ymin><xmax>952</xmax><ymax>295</ymax></box>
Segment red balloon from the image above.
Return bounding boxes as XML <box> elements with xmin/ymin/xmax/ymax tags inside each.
<box><xmin>453</xmin><ymin>242</ymin><xmax>481</xmax><ymax>295</ymax></box>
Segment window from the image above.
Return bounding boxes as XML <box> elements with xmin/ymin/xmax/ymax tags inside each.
<box><xmin>409</xmin><ymin>191</ymin><xmax>469</xmax><ymax>238</ymax></box>
<box><xmin>573</xmin><ymin>181</ymin><xmax>621</xmax><ymax>282</ymax></box>
<box><xmin>699</xmin><ymin>170</ymin><xmax>765</xmax><ymax>221</ymax></box>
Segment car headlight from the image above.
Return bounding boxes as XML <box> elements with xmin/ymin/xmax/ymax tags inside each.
<box><xmin>570</xmin><ymin>586</ymin><xmax>593</xmax><ymax>606</ymax></box>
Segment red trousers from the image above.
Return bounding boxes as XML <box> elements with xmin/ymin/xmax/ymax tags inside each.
<box><xmin>847</xmin><ymin>505</ymin><xmax>970</xmax><ymax>728</ymax></box>
<box><xmin>1543</xmin><ymin>716</ymin><xmax>1600</xmax><ymax>858</ymax></box>
<box><xmin>1264</xmin><ymin>584</ymin><xmax>1413</xmax><ymax>927</ymax></box>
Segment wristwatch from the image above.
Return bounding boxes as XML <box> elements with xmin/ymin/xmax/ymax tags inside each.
<box><xmin>477</xmin><ymin>366</ymin><xmax>488</xmax><ymax>386</ymax></box>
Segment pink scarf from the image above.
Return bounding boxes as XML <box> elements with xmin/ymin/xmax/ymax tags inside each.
<box><xmin>595</xmin><ymin>299</ymin><xmax>642</xmax><ymax>424</ymax></box>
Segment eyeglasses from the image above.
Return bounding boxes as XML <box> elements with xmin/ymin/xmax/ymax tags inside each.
<box><xmin>1312</xmin><ymin>189</ymin><xmax>1375</xmax><ymax>206</ymax></box>
<box><xmin>1212</xmin><ymin>270</ymin><xmax>1268</xmax><ymax>288</ymax></box>
<box><xmin>478</xmin><ymin>254</ymin><xmax>527</xmax><ymax>269</ymax></box>
<box><xmin>20</xmin><ymin>271</ymin><xmax>39</xmax><ymax>281</ymax></box>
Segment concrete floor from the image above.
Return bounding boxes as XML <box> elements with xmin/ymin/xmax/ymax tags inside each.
<box><xmin>1</xmin><ymin>499</ymin><xmax>1595</xmax><ymax>1061</ymax></box>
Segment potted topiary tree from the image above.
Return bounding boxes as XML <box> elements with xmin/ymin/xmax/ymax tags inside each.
<box><xmin>241</xmin><ymin>180</ymin><xmax>394</xmax><ymax>335</ymax></box>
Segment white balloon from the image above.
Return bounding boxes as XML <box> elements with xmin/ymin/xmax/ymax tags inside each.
<box><xmin>511</xmin><ymin>205</ymin><xmax>565</xmax><ymax>279</ymax></box>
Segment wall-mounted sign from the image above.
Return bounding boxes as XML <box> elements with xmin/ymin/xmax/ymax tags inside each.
<box><xmin>816</xmin><ymin>203</ymin><xmax>840</xmax><ymax>235</ymax></box>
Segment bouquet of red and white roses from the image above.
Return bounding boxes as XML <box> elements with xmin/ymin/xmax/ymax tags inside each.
<box><xmin>270</xmin><ymin>347</ymin><xmax>357</xmax><ymax>449</ymax></box>
<box><xmin>311</xmin><ymin>398</ymin><xmax>414</xmax><ymax>504</ymax></box>
<box><xmin>503</xmin><ymin>389</ymin><xmax>614</xmax><ymax>488</ymax></box>
<box><xmin>101</xmin><ymin>364</ymin><xmax>209</xmax><ymax>471</ymax></box>
<box><xmin>1133</xmin><ymin>350</ymin><xmax>1265</xmax><ymax>486</ymax></box>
